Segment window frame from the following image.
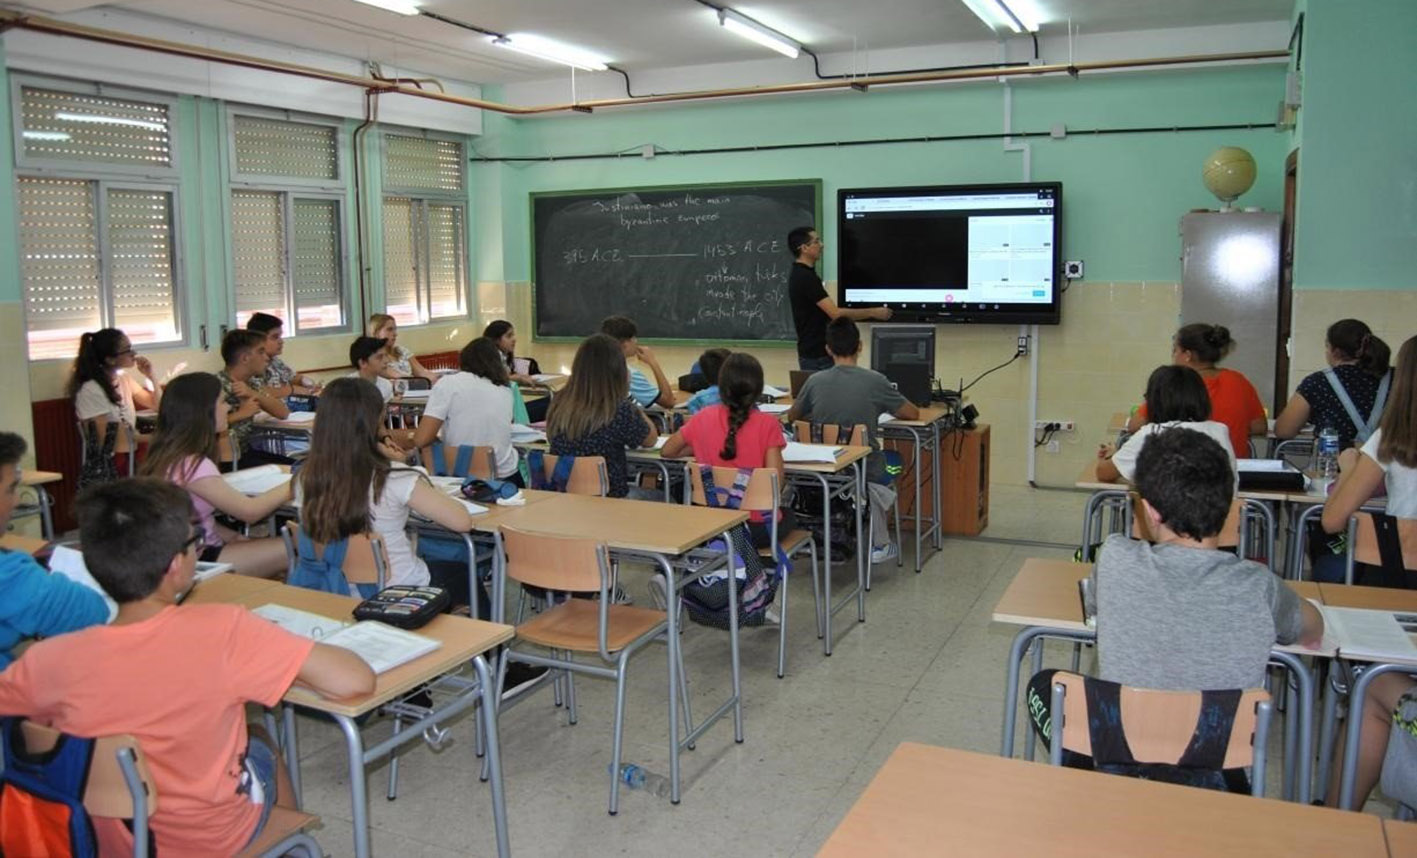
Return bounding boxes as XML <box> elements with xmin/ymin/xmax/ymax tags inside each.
<box><xmin>226</xmin><ymin>106</ymin><xmax>345</xmax><ymax>192</ymax></box>
<box><xmin>11</xmin><ymin>75</ymin><xmax>180</xmax><ymax>179</ymax></box>
<box><xmin>379</xmin><ymin>127</ymin><xmax>469</xmax><ymax>325</ymax></box>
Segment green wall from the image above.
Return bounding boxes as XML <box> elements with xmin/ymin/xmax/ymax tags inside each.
<box><xmin>1292</xmin><ymin>0</ymin><xmax>1417</xmax><ymax>290</ymax></box>
<box><xmin>0</xmin><ymin>43</ymin><xmax>19</xmax><ymax>304</ymax></box>
<box><xmin>476</xmin><ymin>64</ymin><xmax>1288</xmax><ymax>286</ymax></box>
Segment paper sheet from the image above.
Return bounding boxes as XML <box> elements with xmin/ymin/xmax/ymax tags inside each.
<box><xmin>47</xmin><ymin>545</ymin><xmax>117</xmax><ymax>621</ymax></box>
<box><xmin>782</xmin><ymin>442</ymin><xmax>841</xmax><ymax>464</ymax></box>
<box><xmin>323</xmin><ymin>622</ymin><xmax>442</xmax><ymax>674</ymax></box>
<box><xmin>223</xmin><ymin>465</ymin><xmax>291</xmax><ymax>495</ymax></box>
<box><xmin>252</xmin><ymin>603</ymin><xmax>349</xmax><ymax>640</ymax></box>
<box><xmin>1321</xmin><ymin>605</ymin><xmax>1417</xmax><ymax>661</ymax></box>
<box><xmin>761</xmin><ymin>384</ymin><xmax>788</xmax><ymax>398</ymax></box>
<box><xmin>878</xmin><ymin>413</ymin><xmax>897</xmax><ymax>425</ymax></box>
<box><xmin>510</xmin><ymin>424</ymin><xmax>547</xmax><ymax>443</ymax></box>
<box><xmin>282</xmin><ymin>411</ymin><xmax>317</xmax><ymax>424</ymax></box>
<box><xmin>653</xmin><ymin>436</ymin><xmax>670</xmax><ymax>450</ymax></box>
<box><xmin>1236</xmin><ymin>458</ymin><xmax>1295</xmax><ymax>472</ymax></box>
<box><xmin>758</xmin><ymin>403</ymin><xmax>791</xmax><ymax>415</ymax></box>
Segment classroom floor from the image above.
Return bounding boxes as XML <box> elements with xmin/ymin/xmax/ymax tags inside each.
<box><xmin>279</xmin><ymin>484</ymin><xmax>1381</xmax><ymax>857</ymax></box>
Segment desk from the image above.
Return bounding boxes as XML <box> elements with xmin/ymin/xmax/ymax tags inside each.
<box><xmin>0</xmin><ymin>533</ymin><xmax>47</xmax><ymax>555</ymax></box>
<box><xmin>485</xmin><ymin>492</ymin><xmax>747</xmax><ymax>804</ymax></box>
<box><xmin>18</xmin><ymin>470</ymin><xmax>62</xmax><ymax>540</ymax></box>
<box><xmin>880</xmin><ymin>407</ymin><xmax>946</xmax><ymax>572</ymax></box>
<box><xmin>207</xmin><ymin>580</ymin><xmax>514</xmax><ymax>858</ymax></box>
<box><xmin>816</xmin><ymin>743</ymin><xmax>1388</xmax><ymax>858</ymax></box>
<box><xmin>1386</xmin><ymin>819</ymin><xmax>1417</xmax><ymax>856</ymax></box>
<box><xmin>992</xmin><ymin>558</ymin><xmax>1322</xmax><ymax>803</ymax></box>
<box><xmin>181</xmin><ymin>572</ymin><xmax>282</xmax><ymax>605</ymax></box>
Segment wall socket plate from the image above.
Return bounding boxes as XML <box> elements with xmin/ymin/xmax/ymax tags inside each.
<box><xmin>1046</xmin><ymin>439</ymin><xmax>1061</xmax><ymax>453</ymax></box>
<box><xmin>1034</xmin><ymin>420</ymin><xmax>1075</xmax><ymax>432</ymax></box>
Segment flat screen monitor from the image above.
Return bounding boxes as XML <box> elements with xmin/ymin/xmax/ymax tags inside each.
<box><xmin>838</xmin><ymin>182</ymin><xmax>1062</xmax><ymax>325</ymax></box>
<box><xmin>871</xmin><ymin>325</ymin><xmax>935</xmax><ymax>406</ymax></box>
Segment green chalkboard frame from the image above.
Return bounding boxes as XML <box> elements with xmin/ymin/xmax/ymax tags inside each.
<box><xmin>529</xmin><ymin>178</ymin><xmax>822</xmax><ymax>346</ymax></box>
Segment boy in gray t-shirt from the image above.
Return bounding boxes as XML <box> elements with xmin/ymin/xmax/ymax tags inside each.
<box><xmin>1085</xmin><ymin>428</ymin><xmax>1323</xmax><ymax>690</ymax></box>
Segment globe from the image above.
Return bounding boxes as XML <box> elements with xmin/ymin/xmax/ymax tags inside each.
<box><xmin>1202</xmin><ymin>146</ymin><xmax>1256</xmax><ymax>205</ymax></box>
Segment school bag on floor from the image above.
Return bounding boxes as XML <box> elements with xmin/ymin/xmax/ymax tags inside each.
<box><xmin>681</xmin><ymin>466</ymin><xmax>789</xmax><ymax>629</ymax></box>
<box><xmin>0</xmin><ymin>717</ymin><xmax>99</xmax><ymax>858</ymax></box>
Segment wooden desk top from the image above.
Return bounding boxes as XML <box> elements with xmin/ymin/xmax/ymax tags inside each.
<box><xmin>1076</xmin><ymin>459</ymin><xmax>1125</xmax><ymax>492</ymax></box>
<box><xmin>182</xmin><ymin>573</ymin><xmax>283</xmax><ymax>606</ymax></box>
<box><xmin>0</xmin><ymin>534</ymin><xmax>47</xmax><ymax>555</ymax></box>
<box><xmin>991</xmin><ymin>558</ymin><xmax>1089</xmax><ymax>630</ymax></box>
<box><xmin>786</xmin><ymin>444</ymin><xmax>872</xmax><ymax>474</ymax></box>
<box><xmin>462</xmin><ymin>489</ymin><xmax>565</xmax><ymax>534</ymax></box>
<box><xmin>879</xmin><ymin>406</ymin><xmax>950</xmax><ymax>428</ymax></box>
<box><xmin>244</xmin><ymin>583</ymin><xmax>511</xmax><ymax>717</ymax></box>
<box><xmin>489</xmin><ymin>492</ymin><xmax>747</xmax><ymax>556</ymax></box>
<box><xmin>1385</xmin><ymin>819</ymin><xmax>1417</xmax><ymax>856</ymax></box>
<box><xmin>20</xmin><ymin>470</ymin><xmax>63</xmax><ymax>487</ymax></box>
<box><xmin>1319</xmin><ymin>584</ymin><xmax>1417</xmax><ymax>613</ymax></box>
<box><xmin>816</xmin><ymin>743</ymin><xmax>1389</xmax><ymax>858</ymax></box>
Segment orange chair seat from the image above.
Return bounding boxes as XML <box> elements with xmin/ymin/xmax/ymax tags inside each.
<box><xmin>517</xmin><ymin>599</ymin><xmax>666</xmax><ymax>652</ymax></box>
<box><xmin>235</xmin><ymin>806</ymin><xmax>320</xmax><ymax>858</ymax></box>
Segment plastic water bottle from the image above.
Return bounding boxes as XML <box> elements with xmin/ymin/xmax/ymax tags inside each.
<box><xmin>1316</xmin><ymin>426</ymin><xmax>1340</xmax><ymax>481</ymax></box>
<box><xmin>609</xmin><ymin>763</ymin><xmax>670</xmax><ymax>798</ymax></box>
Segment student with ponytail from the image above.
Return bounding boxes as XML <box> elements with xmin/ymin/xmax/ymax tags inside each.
<box><xmin>1276</xmin><ymin>319</ymin><xmax>1392</xmax><ymax>449</ymax></box>
<box><xmin>663</xmin><ymin>352</ymin><xmax>791</xmax><ymax>547</ymax></box>
<box><xmin>67</xmin><ymin>328</ymin><xmax>161</xmax><ymax>478</ymax></box>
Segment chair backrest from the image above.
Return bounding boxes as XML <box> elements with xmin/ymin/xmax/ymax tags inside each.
<box><xmin>500</xmin><ymin>525</ymin><xmax>609</xmax><ymax>594</ymax></box>
<box><xmin>537</xmin><ymin>453</ymin><xmax>609</xmax><ymax>497</ymax></box>
<box><xmin>791</xmin><ymin>421</ymin><xmax>865</xmax><ymax>447</ymax></box>
<box><xmin>397</xmin><ymin>376</ymin><xmax>432</xmax><ymax>392</ymax></box>
<box><xmin>16</xmin><ymin>721</ymin><xmax>154</xmax><ymax>821</ymax></box>
<box><xmin>420</xmin><ymin>443</ymin><xmax>495</xmax><ymax>479</ymax></box>
<box><xmin>1048</xmin><ymin>672</ymin><xmax>1270</xmax><ymax>772</ymax></box>
<box><xmin>1352</xmin><ymin>512</ymin><xmax>1417</xmax><ymax>570</ymax></box>
<box><xmin>1131</xmin><ymin>494</ymin><xmax>1242</xmax><ymax>548</ymax></box>
<box><xmin>687</xmin><ymin>466</ymin><xmax>779</xmax><ymax>514</ymax></box>
<box><xmin>282</xmin><ymin>521</ymin><xmax>389</xmax><ymax>586</ymax></box>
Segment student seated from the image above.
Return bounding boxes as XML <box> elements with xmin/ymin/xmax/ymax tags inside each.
<box><xmin>1083</xmin><ymin>428</ymin><xmax>1321</xmax><ymax>692</ymax></box>
<box><xmin>413</xmin><ymin>338</ymin><xmax>522</xmax><ymax>485</ymax></box>
<box><xmin>546</xmin><ymin>333</ymin><xmax>659</xmax><ymax>500</ymax></box>
<box><xmin>139</xmin><ymin>373</ymin><xmax>289</xmax><ymax>578</ymax></box>
<box><xmin>1275</xmin><ymin>319</ymin><xmax>1391</xmax><ymax>449</ymax></box>
<box><xmin>685</xmin><ymin>347</ymin><xmax>731</xmax><ymax>415</ymax></box>
<box><xmin>246</xmin><ymin>312</ymin><xmax>321</xmax><ymax>398</ymax></box>
<box><xmin>600</xmin><ymin>315</ymin><xmax>675</xmax><ymax>409</ymax></box>
<box><xmin>1127</xmin><ymin>323</ymin><xmax>1265</xmax><ymax>457</ymax></box>
<box><xmin>664</xmin><ymin>352</ymin><xmax>792</xmax><ymax>546</ymax></box>
<box><xmin>1314</xmin><ymin>334</ymin><xmax>1417</xmax><ymax>584</ymax></box>
<box><xmin>785</xmin><ymin>317</ymin><xmax>919</xmax><ymax>563</ymax></box>
<box><xmin>217</xmin><ymin>329</ymin><xmax>291</xmax><ymax>469</ymax></box>
<box><xmin>350</xmin><ymin>335</ymin><xmax>396</xmax><ymax>404</ymax></box>
<box><xmin>67</xmin><ymin>327</ymin><xmax>161</xmax><ymax>480</ymax></box>
<box><xmin>0</xmin><ymin>477</ymin><xmax>374</xmax><ymax>855</ymax></box>
<box><xmin>483</xmin><ymin>320</ymin><xmax>540</xmax><ymax>386</ymax></box>
<box><xmin>367</xmin><ymin>313</ymin><xmax>438</xmax><ymax>384</ymax></box>
<box><xmin>1097</xmin><ymin>365</ymin><xmax>1235</xmax><ymax>483</ymax></box>
<box><xmin>0</xmin><ymin>432</ymin><xmax>108</xmax><ymax>667</ymax></box>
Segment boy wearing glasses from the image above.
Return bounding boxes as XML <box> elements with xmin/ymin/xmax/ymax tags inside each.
<box><xmin>786</xmin><ymin>226</ymin><xmax>892</xmax><ymax>371</ymax></box>
<box><xmin>0</xmin><ymin>431</ymin><xmax>107</xmax><ymax>667</ymax></box>
<box><xmin>0</xmin><ymin>478</ymin><xmax>374</xmax><ymax>854</ymax></box>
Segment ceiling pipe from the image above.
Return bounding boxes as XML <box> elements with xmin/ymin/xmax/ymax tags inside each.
<box><xmin>0</xmin><ymin>10</ymin><xmax>1288</xmax><ymax>118</ymax></box>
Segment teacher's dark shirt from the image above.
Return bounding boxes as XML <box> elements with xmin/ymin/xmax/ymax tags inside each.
<box><xmin>788</xmin><ymin>262</ymin><xmax>829</xmax><ymax>360</ymax></box>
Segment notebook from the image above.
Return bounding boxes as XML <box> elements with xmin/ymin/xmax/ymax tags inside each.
<box><xmin>782</xmin><ymin>442</ymin><xmax>841</xmax><ymax>464</ymax></box>
<box><xmin>1319</xmin><ymin>605</ymin><xmax>1417</xmax><ymax>662</ymax></box>
<box><xmin>252</xmin><ymin>604</ymin><xmax>442</xmax><ymax>674</ymax></box>
<box><xmin>222</xmin><ymin>465</ymin><xmax>292</xmax><ymax>495</ymax></box>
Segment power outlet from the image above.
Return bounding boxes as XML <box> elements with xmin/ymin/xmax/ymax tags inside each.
<box><xmin>1016</xmin><ymin>335</ymin><xmax>1030</xmax><ymax>357</ymax></box>
<box><xmin>1046</xmin><ymin>439</ymin><xmax>1061</xmax><ymax>453</ymax></box>
<box><xmin>1034</xmin><ymin>420</ymin><xmax>1075</xmax><ymax>432</ymax></box>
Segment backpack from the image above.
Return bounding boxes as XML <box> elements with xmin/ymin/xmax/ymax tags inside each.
<box><xmin>77</xmin><ymin>420</ymin><xmax>119</xmax><ymax>490</ymax></box>
<box><xmin>289</xmin><ymin>530</ymin><xmax>378</xmax><ymax>598</ymax></box>
<box><xmin>526</xmin><ymin>450</ymin><xmax>576</xmax><ymax>492</ymax></box>
<box><xmin>0</xmin><ymin>717</ymin><xmax>99</xmax><ymax>858</ymax></box>
<box><xmin>680</xmin><ymin>466</ymin><xmax>789</xmax><ymax>629</ymax></box>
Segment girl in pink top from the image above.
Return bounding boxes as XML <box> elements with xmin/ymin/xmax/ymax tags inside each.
<box><xmin>140</xmin><ymin>372</ymin><xmax>289</xmax><ymax>577</ymax></box>
<box><xmin>663</xmin><ymin>353</ymin><xmax>792</xmax><ymax>547</ymax></box>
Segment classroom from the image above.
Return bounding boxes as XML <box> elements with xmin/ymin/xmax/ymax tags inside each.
<box><xmin>0</xmin><ymin>0</ymin><xmax>1414</xmax><ymax>855</ymax></box>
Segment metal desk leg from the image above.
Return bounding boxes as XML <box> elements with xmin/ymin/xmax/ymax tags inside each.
<box><xmin>1269</xmin><ymin>650</ymin><xmax>1314</xmax><ymax>804</ymax></box>
<box><xmin>472</xmin><ymin>654</ymin><xmax>511</xmax><ymax>858</ymax></box>
<box><xmin>855</xmin><ymin>461</ymin><xmax>866</xmax><ymax>623</ymax></box>
<box><xmin>1023</xmin><ymin>641</ymin><xmax>1044</xmax><ymax>761</ymax></box>
<box><xmin>1338</xmin><ymin>661</ymin><xmax>1414</xmax><ymax>810</ymax></box>
<box><xmin>35</xmin><ymin>485</ymin><xmax>54</xmax><ymax>541</ymax></box>
<box><xmin>931</xmin><ymin>422</ymin><xmax>943</xmax><ymax>550</ymax></box>
<box><xmin>1316</xmin><ymin>662</ymin><xmax>1342</xmax><ymax>804</ymax></box>
<box><xmin>1000</xmin><ymin>626</ymin><xmax>1094</xmax><ymax>758</ymax></box>
<box><xmin>281</xmin><ymin>703</ymin><xmax>302</xmax><ymax>807</ymax></box>
<box><xmin>333</xmin><ymin>715</ymin><xmax>373</xmax><ymax>858</ymax></box>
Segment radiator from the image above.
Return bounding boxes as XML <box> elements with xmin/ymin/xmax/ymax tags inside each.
<box><xmin>30</xmin><ymin>398</ymin><xmax>81</xmax><ymax>535</ymax></box>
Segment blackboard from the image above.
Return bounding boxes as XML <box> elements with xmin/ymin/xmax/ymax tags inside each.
<box><xmin>532</xmin><ymin>181</ymin><xmax>820</xmax><ymax>342</ymax></box>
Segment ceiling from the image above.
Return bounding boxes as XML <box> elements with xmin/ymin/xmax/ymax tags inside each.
<box><xmin>13</xmin><ymin>0</ymin><xmax>1294</xmax><ymax>84</ymax></box>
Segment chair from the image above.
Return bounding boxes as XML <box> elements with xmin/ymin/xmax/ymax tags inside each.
<box><xmin>421</xmin><ymin>442</ymin><xmax>495</xmax><ymax>479</ymax></box>
<box><xmin>1273</xmin><ymin>437</ymin><xmax>1314</xmax><ymax>468</ymax></box>
<box><xmin>1343</xmin><ymin>511</ymin><xmax>1417</xmax><ymax>585</ymax></box>
<box><xmin>12</xmin><ymin>721</ymin><xmax>323</xmax><ymax>858</ymax></box>
<box><xmin>791</xmin><ymin>420</ymin><xmax>902</xmax><ymax>585</ymax></box>
<box><xmin>495</xmin><ymin>526</ymin><xmax>690</xmax><ymax>815</ymax></box>
<box><xmin>1129</xmin><ymin>495</ymin><xmax>1275</xmax><ymax>569</ymax></box>
<box><xmin>77</xmin><ymin>418</ymin><xmax>137</xmax><ymax>479</ymax></box>
<box><xmin>687</xmin><ymin>465</ymin><xmax>821</xmax><ymax>678</ymax></box>
<box><xmin>1042</xmin><ymin>671</ymin><xmax>1274</xmax><ymax>797</ymax></box>
<box><xmin>280</xmin><ymin>522</ymin><xmax>389</xmax><ymax>595</ymax></box>
<box><xmin>532</xmin><ymin>452</ymin><xmax>610</xmax><ymax>497</ymax></box>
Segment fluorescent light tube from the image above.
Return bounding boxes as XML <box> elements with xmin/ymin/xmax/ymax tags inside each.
<box><xmin>490</xmin><ymin>33</ymin><xmax>609</xmax><ymax>71</ymax></box>
<box><xmin>961</xmin><ymin>0</ymin><xmax>1038</xmax><ymax>34</ymax></box>
<box><xmin>351</xmin><ymin>0</ymin><xmax>421</xmax><ymax>15</ymax></box>
<box><xmin>718</xmin><ymin>9</ymin><xmax>801</xmax><ymax>59</ymax></box>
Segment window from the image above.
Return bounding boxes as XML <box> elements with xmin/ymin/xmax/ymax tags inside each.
<box><xmin>381</xmin><ymin>133</ymin><xmax>468</xmax><ymax>325</ymax></box>
<box><xmin>14</xmin><ymin>83</ymin><xmax>182</xmax><ymax>358</ymax></box>
<box><xmin>228</xmin><ymin>112</ymin><xmax>346</xmax><ymax>332</ymax></box>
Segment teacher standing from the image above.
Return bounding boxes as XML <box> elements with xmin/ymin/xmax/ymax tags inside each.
<box><xmin>787</xmin><ymin>226</ymin><xmax>892</xmax><ymax>371</ymax></box>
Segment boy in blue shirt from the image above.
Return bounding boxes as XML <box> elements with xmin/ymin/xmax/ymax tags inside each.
<box><xmin>0</xmin><ymin>432</ymin><xmax>108</xmax><ymax>667</ymax></box>
<box><xmin>601</xmin><ymin>315</ymin><xmax>675</xmax><ymax>409</ymax></box>
<box><xmin>686</xmin><ymin>348</ymin><xmax>730</xmax><ymax>415</ymax></box>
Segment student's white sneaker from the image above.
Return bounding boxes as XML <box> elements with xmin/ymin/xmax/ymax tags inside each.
<box><xmin>870</xmin><ymin>542</ymin><xmax>898</xmax><ymax>564</ymax></box>
<box><xmin>763</xmin><ymin>606</ymin><xmax>782</xmax><ymax>626</ymax></box>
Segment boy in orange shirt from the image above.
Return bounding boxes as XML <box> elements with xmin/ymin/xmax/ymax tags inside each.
<box><xmin>0</xmin><ymin>478</ymin><xmax>374</xmax><ymax>856</ymax></box>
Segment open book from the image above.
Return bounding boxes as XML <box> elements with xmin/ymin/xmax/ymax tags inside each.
<box><xmin>760</xmin><ymin>384</ymin><xmax>788</xmax><ymax>399</ymax></box>
<box><xmin>782</xmin><ymin>442</ymin><xmax>842</xmax><ymax>464</ymax></box>
<box><xmin>223</xmin><ymin>465</ymin><xmax>291</xmax><ymax>495</ymax></box>
<box><xmin>1319</xmin><ymin>605</ymin><xmax>1417</xmax><ymax>662</ymax></box>
<box><xmin>252</xmin><ymin>604</ymin><xmax>442</xmax><ymax>674</ymax></box>
<box><xmin>510</xmin><ymin>424</ymin><xmax>548</xmax><ymax>443</ymax></box>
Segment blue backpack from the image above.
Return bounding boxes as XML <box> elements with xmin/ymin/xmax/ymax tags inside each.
<box><xmin>526</xmin><ymin>450</ymin><xmax>577</xmax><ymax>492</ymax></box>
<box><xmin>0</xmin><ymin>717</ymin><xmax>99</xmax><ymax>858</ymax></box>
<box><xmin>681</xmin><ymin>466</ymin><xmax>790</xmax><ymax>629</ymax></box>
<box><xmin>289</xmin><ymin>530</ymin><xmax>379</xmax><ymax>598</ymax></box>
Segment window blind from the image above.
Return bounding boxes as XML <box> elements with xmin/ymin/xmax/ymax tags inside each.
<box><xmin>384</xmin><ymin>135</ymin><xmax>463</xmax><ymax>194</ymax></box>
<box><xmin>19</xmin><ymin>86</ymin><xmax>171</xmax><ymax>169</ymax></box>
<box><xmin>106</xmin><ymin>188</ymin><xmax>178</xmax><ymax>343</ymax></box>
<box><xmin>233</xmin><ymin>115</ymin><xmax>337</xmax><ymax>181</ymax></box>
<box><xmin>17</xmin><ymin>177</ymin><xmax>102</xmax><ymax>359</ymax></box>
<box><xmin>230</xmin><ymin>189</ymin><xmax>286</xmax><ymax>318</ymax></box>
<box><xmin>381</xmin><ymin>196</ymin><xmax>420</xmax><ymax>325</ymax></box>
<box><xmin>425</xmin><ymin>203</ymin><xmax>466</xmax><ymax>319</ymax></box>
<box><xmin>291</xmin><ymin>198</ymin><xmax>343</xmax><ymax>330</ymax></box>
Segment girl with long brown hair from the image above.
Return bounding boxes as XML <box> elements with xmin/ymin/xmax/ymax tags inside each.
<box><xmin>367</xmin><ymin>313</ymin><xmax>438</xmax><ymax>384</ymax></box>
<box><xmin>546</xmin><ymin>333</ymin><xmax>657</xmax><ymax>499</ymax></box>
<box><xmin>139</xmin><ymin>372</ymin><xmax>287</xmax><ymax>577</ymax></box>
<box><xmin>68</xmin><ymin>327</ymin><xmax>161</xmax><ymax>479</ymax></box>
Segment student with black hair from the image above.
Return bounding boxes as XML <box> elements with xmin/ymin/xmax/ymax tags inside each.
<box><xmin>218</xmin><ymin>329</ymin><xmax>290</xmax><ymax>468</ymax></box>
<box><xmin>1275</xmin><ymin>318</ymin><xmax>1392</xmax><ymax>449</ymax></box>
<box><xmin>0</xmin><ymin>431</ymin><xmax>107</xmax><ymax>667</ymax></box>
<box><xmin>349</xmin><ymin>335</ymin><xmax>395</xmax><ymax>403</ymax></box>
<box><xmin>1097</xmin><ymin>365</ymin><xmax>1234</xmax><ymax>483</ymax></box>
<box><xmin>785</xmin><ymin>317</ymin><xmax>918</xmax><ymax>563</ymax></box>
<box><xmin>0</xmin><ymin>477</ymin><xmax>373</xmax><ymax>855</ymax></box>
<box><xmin>1127</xmin><ymin>323</ymin><xmax>1266</xmax><ymax>457</ymax></box>
<box><xmin>67</xmin><ymin>327</ymin><xmax>161</xmax><ymax>478</ymax></box>
<box><xmin>246</xmin><ymin>312</ymin><xmax>320</xmax><ymax>397</ymax></box>
<box><xmin>685</xmin><ymin>347</ymin><xmax>731</xmax><ymax>415</ymax></box>
<box><xmin>786</xmin><ymin>226</ymin><xmax>891</xmax><ymax>371</ymax></box>
<box><xmin>600</xmin><ymin>315</ymin><xmax>675</xmax><ymax>409</ymax></box>
<box><xmin>413</xmin><ymin>337</ymin><xmax>522</xmax><ymax>483</ymax></box>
